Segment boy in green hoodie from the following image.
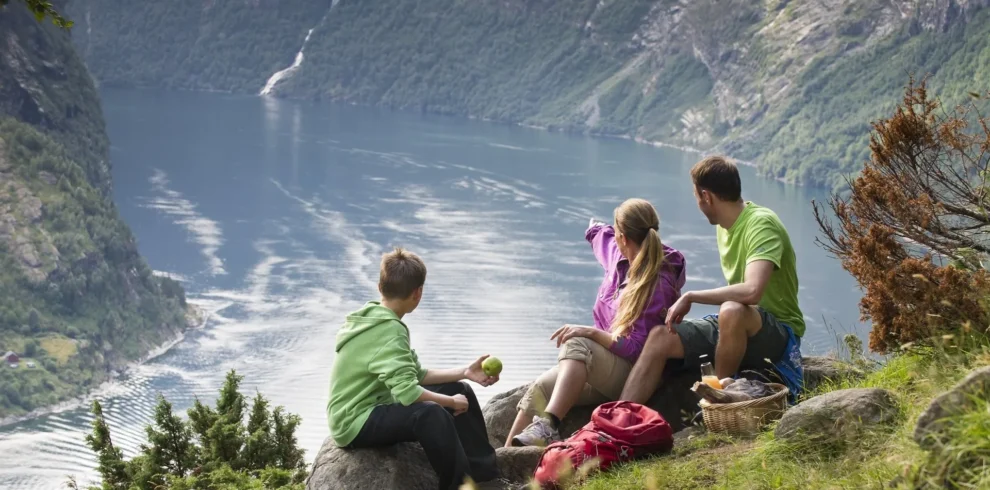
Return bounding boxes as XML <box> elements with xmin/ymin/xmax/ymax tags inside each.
<box><xmin>327</xmin><ymin>247</ymin><xmax>501</xmax><ymax>490</ymax></box>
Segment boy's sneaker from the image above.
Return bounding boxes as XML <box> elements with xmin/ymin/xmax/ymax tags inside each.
<box><xmin>511</xmin><ymin>416</ymin><xmax>561</xmax><ymax>447</ymax></box>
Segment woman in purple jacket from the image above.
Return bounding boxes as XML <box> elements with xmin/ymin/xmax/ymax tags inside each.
<box><xmin>506</xmin><ymin>198</ymin><xmax>687</xmax><ymax>447</ymax></box>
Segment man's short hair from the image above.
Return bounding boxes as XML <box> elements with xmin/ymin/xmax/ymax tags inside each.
<box><xmin>379</xmin><ymin>247</ymin><xmax>427</xmax><ymax>300</ymax></box>
<box><xmin>690</xmin><ymin>155</ymin><xmax>742</xmax><ymax>202</ymax></box>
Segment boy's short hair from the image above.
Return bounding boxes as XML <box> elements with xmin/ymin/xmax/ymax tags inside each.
<box><xmin>690</xmin><ymin>155</ymin><xmax>742</xmax><ymax>202</ymax></box>
<box><xmin>379</xmin><ymin>247</ymin><xmax>427</xmax><ymax>299</ymax></box>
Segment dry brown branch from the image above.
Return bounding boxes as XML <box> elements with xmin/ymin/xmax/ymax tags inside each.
<box><xmin>813</xmin><ymin>78</ymin><xmax>990</xmax><ymax>353</ymax></box>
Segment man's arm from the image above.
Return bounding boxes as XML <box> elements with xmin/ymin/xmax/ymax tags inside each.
<box><xmin>665</xmin><ymin>260</ymin><xmax>774</xmax><ymax>326</ymax></box>
<box><xmin>686</xmin><ymin>260</ymin><xmax>774</xmax><ymax>306</ymax></box>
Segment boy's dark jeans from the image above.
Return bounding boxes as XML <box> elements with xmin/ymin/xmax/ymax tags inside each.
<box><xmin>348</xmin><ymin>381</ymin><xmax>499</xmax><ymax>490</ymax></box>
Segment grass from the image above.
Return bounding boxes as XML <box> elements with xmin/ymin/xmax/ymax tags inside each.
<box><xmin>39</xmin><ymin>334</ymin><xmax>77</xmax><ymax>365</ymax></box>
<box><xmin>0</xmin><ymin>334</ymin><xmax>26</xmax><ymax>353</ymax></box>
<box><xmin>577</xmin><ymin>346</ymin><xmax>990</xmax><ymax>490</ymax></box>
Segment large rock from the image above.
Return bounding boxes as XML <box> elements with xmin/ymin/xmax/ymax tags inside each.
<box><xmin>495</xmin><ymin>446</ymin><xmax>542</xmax><ymax>484</ymax></box>
<box><xmin>802</xmin><ymin>356</ymin><xmax>865</xmax><ymax>392</ymax></box>
<box><xmin>306</xmin><ymin>437</ymin><xmax>537</xmax><ymax>490</ymax></box>
<box><xmin>306</xmin><ymin>438</ymin><xmax>436</xmax><ymax>490</ymax></box>
<box><xmin>915</xmin><ymin>366</ymin><xmax>990</xmax><ymax>449</ymax></box>
<box><xmin>775</xmin><ymin>388</ymin><xmax>899</xmax><ymax>443</ymax></box>
<box><xmin>483</xmin><ymin>371</ymin><xmax>701</xmax><ymax>448</ymax></box>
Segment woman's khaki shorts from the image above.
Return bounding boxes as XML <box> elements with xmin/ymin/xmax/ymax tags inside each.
<box><xmin>516</xmin><ymin>336</ymin><xmax>632</xmax><ymax>417</ymax></box>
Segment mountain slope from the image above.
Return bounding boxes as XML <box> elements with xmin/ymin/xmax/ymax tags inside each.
<box><xmin>68</xmin><ymin>0</ymin><xmax>330</xmax><ymax>93</ymax></box>
<box><xmin>0</xmin><ymin>1</ymin><xmax>189</xmax><ymax>419</ymax></box>
<box><xmin>65</xmin><ymin>0</ymin><xmax>990</xmax><ymax>189</ymax></box>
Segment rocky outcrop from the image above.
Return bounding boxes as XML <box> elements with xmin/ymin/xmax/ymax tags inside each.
<box><xmin>0</xmin><ymin>142</ymin><xmax>59</xmax><ymax>283</ymax></box>
<box><xmin>306</xmin><ymin>438</ymin><xmax>437</xmax><ymax>490</ymax></box>
<box><xmin>306</xmin><ymin>357</ymin><xmax>876</xmax><ymax>489</ymax></box>
<box><xmin>495</xmin><ymin>446</ymin><xmax>543</xmax><ymax>484</ymax></box>
<box><xmin>914</xmin><ymin>366</ymin><xmax>990</xmax><ymax>449</ymax></box>
<box><xmin>305</xmin><ymin>437</ymin><xmax>537</xmax><ymax>490</ymax></box>
<box><xmin>802</xmin><ymin>356</ymin><xmax>865</xmax><ymax>392</ymax></box>
<box><xmin>775</xmin><ymin>388</ymin><xmax>899</xmax><ymax>443</ymax></box>
<box><xmin>483</xmin><ymin>356</ymin><xmax>861</xmax><ymax>447</ymax></box>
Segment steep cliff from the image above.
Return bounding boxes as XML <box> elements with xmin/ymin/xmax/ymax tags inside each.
<box><xmin>65</xmin><ymin>0</ymin><xmax>990</xmax><ymax>189</ymax></box>
<box><xmin>68</xmin><ymin>0</ymin><xmax>331</xmax><ymax>93</ymax></box>
<box><xmin>0</xmin><ymin>1</ymin><xmax>188</xmax><ymax>419</ymax></box>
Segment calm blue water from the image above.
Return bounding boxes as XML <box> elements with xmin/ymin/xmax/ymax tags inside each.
<box><xmin>0</xmin><ymin>88</ymin><xmax>866</xmax><ymax>489</ymax></box>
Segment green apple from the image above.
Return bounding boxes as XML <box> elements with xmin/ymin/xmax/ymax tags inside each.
<box><xmin>482</xmin><ymin>356</ymin><xmax>502</xmax><ymax>377</ymax></box>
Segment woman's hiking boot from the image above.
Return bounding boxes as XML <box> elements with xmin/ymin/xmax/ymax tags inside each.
<box><xmin>510</xmin><ymin>416</ymin><xmax>561</xmax><ymax>447</ymax></box>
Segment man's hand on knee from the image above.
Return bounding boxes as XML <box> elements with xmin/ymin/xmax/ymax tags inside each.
<box><xmin>642</xmin><ymin>326</ymin><xmax>687</xmax><ymax>364</ymax></box>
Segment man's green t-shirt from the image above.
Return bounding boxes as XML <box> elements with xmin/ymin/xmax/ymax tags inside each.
<box><xmin>716</xmin><ymin>202</ymin><xmax>805</xmax><ymax>337</ymax></box>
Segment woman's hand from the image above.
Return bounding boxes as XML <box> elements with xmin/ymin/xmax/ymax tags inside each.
<box><xmin>588</xmin><ymin>217</ymin><xmax>606</xmax><ymax>229</ymax></box>
<box><xmin>464</xmin><ymin>355</ymin><xmax>499</xmax><ymax>387</ymax></box>
<box><xmin>551</xmin><ymin>324</ymin><xmax>598</xmax><ymax>348</ymax></box>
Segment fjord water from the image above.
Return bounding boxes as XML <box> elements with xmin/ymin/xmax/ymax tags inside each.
<box><xmin>0</xmin><ymin>89</ymin><xmax>865</xmax><ymax>489</ymax></box>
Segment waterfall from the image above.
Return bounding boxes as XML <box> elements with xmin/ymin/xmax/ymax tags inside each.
<box><xmin>259</xmin><ymin>28</ymin><xmax>314</xmax><ymax>96</ymax></box>
<box><xmin>259</xmin><ymin>1</ymin><xmax>338</xmax><ymax>96</ymax></box>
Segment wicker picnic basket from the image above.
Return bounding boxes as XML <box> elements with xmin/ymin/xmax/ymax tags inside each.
<box><xmin>698</xmin><ymin>383</ymin><xmax>789</xmax><ymax>436</ymax></box>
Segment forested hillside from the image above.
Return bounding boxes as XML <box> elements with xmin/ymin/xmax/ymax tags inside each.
<box><xmin>66</xmin><ymin>0</ymin><xmax>990</xmax><ymax>188</ymax></box>
<box><xmin>0</xmin><ymin>1</ymin><xmax>190</xmax><ymax>419</ymax></box>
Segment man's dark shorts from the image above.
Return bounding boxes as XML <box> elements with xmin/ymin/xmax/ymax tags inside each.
<box><xmin>674</xmin><ymin>307</ymin><xmax>789</xmax><ymax>371</ymax></box>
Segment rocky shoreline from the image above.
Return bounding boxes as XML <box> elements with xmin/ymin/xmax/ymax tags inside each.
<box><xmin>0</xmin><ymin>303</ymin><xmax>209</xmax><ymax>428</ymax></box>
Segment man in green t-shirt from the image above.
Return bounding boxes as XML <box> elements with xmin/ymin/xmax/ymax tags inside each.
<box><xmin>620</xmin><ymin>155</ymin><xmax>804</xmax><ymax>403</ymax></box>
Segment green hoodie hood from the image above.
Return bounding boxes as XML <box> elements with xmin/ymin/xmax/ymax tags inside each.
<box><xmin>327</xmin><ymin>301</ymin><xmax>427</xmax><ymax>447</ymax></box>
<box><xmin>335</xmin><ymin>301</ymin><xmax>406</xmax><ymax>352</ymax></box>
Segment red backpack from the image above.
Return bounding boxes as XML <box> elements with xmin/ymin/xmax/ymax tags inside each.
<box><xmin>533</xmin><ymin>401</ymin><xmax>673</xmax><ymax>488</ymax></box>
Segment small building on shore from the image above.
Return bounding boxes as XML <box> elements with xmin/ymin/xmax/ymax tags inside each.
<box><xmin>4</xmin><ymin>351</ymin><xmax>19</xmax><ymax>368</ymax></box>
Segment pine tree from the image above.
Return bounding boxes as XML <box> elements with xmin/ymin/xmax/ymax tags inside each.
<box><xmin>187</xmin><ymin>397</ymin><xmax>218</xmax><ymax>442</ymax></box>
<box><xmin>84</xmin><ymin>401</ymin><xmax>130</xmax><ymax>490</ymax></box>
<box><xmin>188</xmin><ymin>370</ymin><xmax>247</xmax><ymax>469</ymax></box>
<box><xmin>272</xmin><ymin>406</ymin><xmax>305</xmax><ymax>470</ymax></box>
<box><xmin>80</xmin><ymin>370</ymin><xmax>309</xmax><ymax>488</ymax></box>
<box><xmin>242</xmin><ymin>391</ymin><xmax>277</xmax><ymax>470</ymax></box>
<box><xmin>142</xmin><ymin>394</ymin><xmax>197</xmax><ymax>478</ymax></box>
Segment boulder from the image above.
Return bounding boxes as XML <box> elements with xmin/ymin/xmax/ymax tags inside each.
<box><xmin>775</xmin><ymin>388</ymin><xmax>899</xmax><ymax>443</ymax></box>
<box><xmin>483</xmin><ymin>371</ymin><xmax>701</xmax><ymax>448</ymax></box>
<box><xmin>915</xmin><ymin>366</ymin><xmax>990</xmax><ymax>449</ymax></box>
<box><xmin>306</xmin><ymin>438</ymin><xmax>435</xmax><ymax>490</ymax></box>
<box><xmin>802</xmin><ymin>356</ymin><xmax>865</xmax><ymax>392</ymax></box>
<box><xmin>305</xmin><ymin>437</ymin><xmax>538</xmax><ymax>490</ymax></box>
<box><xmin>495</xmin><ymin>446</ymin><xmax>542</xmax><ymax>483</ymax></box>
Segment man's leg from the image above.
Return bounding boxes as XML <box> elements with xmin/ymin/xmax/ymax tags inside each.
<box><xmin>713</xmin><ymin>302</ymin><xmax>765</xmax><ymax>379</ymax></box>
<box><xmin>423</xmin><ymin>382</ymin><xmax>499</xmax><ymax>483</ymax></box>
<box><xmin>735</xmin><ymin>307</ymin><xmax>790</xmax><ymax>375</ymax></box>
<box><xmin>349</xmin><ymin>402</ymin><xmax>469</xmax><ymax>490</ymax></box>
<box><xmin>619</xmin><ymin>328</ymin><xmax>685</xmax><ymax>403</ymax></box>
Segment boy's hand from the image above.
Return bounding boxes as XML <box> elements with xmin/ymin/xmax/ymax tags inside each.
<box><xmin>464</xmin><ymin>355</ymin><xmax>499</xmax><ymax>387</ymax></box>
<box><xmin>450</xmin><ymin>394</ymin><xmax>469</xmax><ymax>416</ymax></box>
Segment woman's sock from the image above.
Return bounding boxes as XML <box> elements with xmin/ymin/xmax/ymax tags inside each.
<box><xmin>547</xmin><ymin>413</ymin><xmax>561</xmax><ymax>430</ymax></box>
